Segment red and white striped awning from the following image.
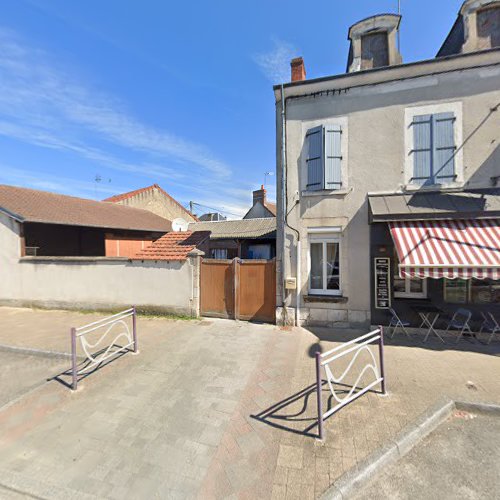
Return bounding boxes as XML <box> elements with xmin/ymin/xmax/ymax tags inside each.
<box><xmin>389</xmin><ymin>219</ymin><xmax>500</xmax><ymax>280</ymax></box>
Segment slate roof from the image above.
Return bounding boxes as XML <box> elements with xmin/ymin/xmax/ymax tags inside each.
<box><xmin>368</xmin><ymin>188</ymin><xmax>500</xmax><ymax>222</ymax></box>
<box><xmin>133</xmin><ymin>231</ymin><xmax>210</xmax><ymax>261</ymax></box>
<box><xmin>189</xmin><ymin>218</ymin><xmax>276</xmax><ymax>239</ymax></box>
<box><xmin>104</xmin><ymin>183</ymin><xmax>197</xmax><ymax>221</ymax></box>
<box><xmin>0</xmin><ymin>184</ymin><xmax>172</xmax><ymax>232</ymax></box>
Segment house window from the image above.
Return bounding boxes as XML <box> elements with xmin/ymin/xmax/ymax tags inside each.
<box><xmin>444</xmin><ymin>279</ymin><xmax>500</xmax><ymax>304</ymax></box>
<box><xmin>211</xmin><ymin>248</ymin><xmax>228</xmax><ymax>259</ymax></box>
<box><xmin>393</xmin><ymin>250</ymin><xmax>427</xmax><ymax>298</ymax></box>
<box><xmin>305</xmin><ymin>125</ymin><xmax>343</xmax><ymax>191</ymax></box>
<box><xmin>410</xmin><ymin>112</ymin><xmax>457</xmax><ymax>186</ymax></box>
<box><xmin>309</xmin><ymin>235</ymin><xmax>341</xmax><ymax>295</ymax></box>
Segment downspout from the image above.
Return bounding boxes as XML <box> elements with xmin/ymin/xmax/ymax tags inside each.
<box><xmin>280</xmin><ymin>84</ymin><xmax>301</xmax><ymax>326</ymax></box>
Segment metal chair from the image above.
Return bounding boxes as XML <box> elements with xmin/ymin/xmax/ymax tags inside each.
<box><xmin>445</xmin><ymin>308</ymin><xmax>473</xmax><ymax>343</ymax></box>
<box><xmin>478</xmin><ymin>312</ymin><xmax>500</xmax><ymax>345</ymax></box>
<box><xmin>388</xmin><ymin>308</ymin><xmax>411</xmax><ymax>339</ymax></box>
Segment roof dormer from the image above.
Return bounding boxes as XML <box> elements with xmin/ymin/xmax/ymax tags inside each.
<box><xmin>347</xmin><ymin>14</ymin><xmax>402</xmax><ymax>73</ymax></box>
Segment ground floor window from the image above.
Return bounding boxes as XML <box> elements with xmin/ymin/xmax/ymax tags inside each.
<box><xmin>309</xmin><ymin>234</ymin><xmax>341</xmax><ymax>295</ymax></box>
<box><xmin>247</xmin><ymin>244</ymin><xmax>271</xmax><ymax>260</ymax></box>
<box><xmin>444</xmin><ymin>279</ymin><xmax>500</xmax><ymax>304</ymax></box>
<box><xmin>210</xmin><ymin>248</ymin><xmax>228</xmax><ymax>259</ymax></box>
<box><xmin>393</xmin><ymin>250</ymin><xmax>427</xmax><ymax>298</ymax></box>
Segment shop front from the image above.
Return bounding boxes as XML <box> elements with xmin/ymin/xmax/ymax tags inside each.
<box><xmin>368</xmin><ymin>189</ymin><xmax>500</xmax><ymax>329</ymax></box>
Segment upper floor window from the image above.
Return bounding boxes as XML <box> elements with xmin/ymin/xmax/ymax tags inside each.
<box><xmin>477</xmin><ymin>6</ymin><xmax>500</xmax><ymax>50</ymax></box>
<box><xmin>410</xmin><ymin>112</ymin><xmax>457</xmax><ymax>186</ymax></box>
<box><xmin>305</xmin><ymin>125</ymin><xmax>343</xmax><ymax>191</ymax></box>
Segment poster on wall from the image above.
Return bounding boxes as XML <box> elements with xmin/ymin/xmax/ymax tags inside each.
<box><xmin>374</xmin><ymin>257</ymin><xmax>391</xmax><ymax>309</ymax></box>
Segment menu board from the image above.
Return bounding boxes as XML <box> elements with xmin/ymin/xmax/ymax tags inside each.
<box><xmin>374</xmin><ymin>257</ymin><xmax>391</xmax><ymax>309</ymax></box>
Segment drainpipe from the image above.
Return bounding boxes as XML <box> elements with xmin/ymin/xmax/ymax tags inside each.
<box><xmin>280</xmin><ymin>84</ymin><xmax>301</xmax><ymax>327</ymax></box>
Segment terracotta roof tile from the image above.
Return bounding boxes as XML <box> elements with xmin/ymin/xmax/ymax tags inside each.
<box><xmin>0</xmin><ymin>184</ymin><xmax>172</xmax><ymax>232</ymax></box>
<box><xmin>133</xmin><ymin>231</ymin><xmax>210</xmax><ymax>261</ymax></box>
<box><xmin>104</xmin><ymin>184</ymin><xmax>198</xmax><ymax>221</ymax></box>
<box><xmin>264</xmin><ymin>201</ymin><xmax>277</xmax><ymax>216</ymax></box>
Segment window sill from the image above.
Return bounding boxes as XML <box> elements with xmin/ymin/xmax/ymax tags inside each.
<box><xmin>402</xmin><ymin>182</ymin><xmax>465</xmax><ymax>193</ymax></box>
<box><xmin>304</xmin><ymin>294</ymin><xmax>348</xmax><ymax>304</ymax></box>
<box><xmin>394</xmin><ymin>295</ymin><xmax>429</xmax><ymax>300</ymax></box>
<box><xmin>302</xmin><ymin>188</ymin><xmax>352</xmax><ymax>198</ymax></box>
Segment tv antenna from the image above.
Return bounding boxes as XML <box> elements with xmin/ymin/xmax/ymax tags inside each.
<box><xmin>264</xmin><ymin>171</ymin><xmax>274</xmax><ymax>187</ymax></box>
<box><xmin>94</xmin><ymin>174</ymin><xmax>111</xmax><ymax>199</ymax></box>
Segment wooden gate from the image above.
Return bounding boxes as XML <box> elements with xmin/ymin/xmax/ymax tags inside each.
<box><xmin>200</xmin><ymin>258</ymin><xmax>276</xmax><ymax>323</ymax></box>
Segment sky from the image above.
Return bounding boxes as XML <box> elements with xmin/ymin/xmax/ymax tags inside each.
<box><xmin>0</xmin><ymin>0</ymin><xmax>465</xmax><ymax>218</ymax></box>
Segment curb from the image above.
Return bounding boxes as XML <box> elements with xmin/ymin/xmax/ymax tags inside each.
<box><xmin>320</xmin><ymin>398</ymin><xmax>500</xmax><ymax>499</ymax></box>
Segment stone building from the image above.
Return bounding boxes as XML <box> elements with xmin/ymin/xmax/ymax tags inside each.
<box><xmin>275</xmin><ymin>0</ymin><xmax>500</xmax><ymax>328</ymax></box>
<box><xmin>104</xmin><ymin>184</ymin><xmax>197</xmax><ymax>223</ymax></box>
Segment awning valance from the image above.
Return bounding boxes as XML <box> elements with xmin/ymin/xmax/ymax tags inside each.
<box><xmin>389</xmin><ymin>219</ymin><xmax>500</xmax><ymax>280</ymax></box>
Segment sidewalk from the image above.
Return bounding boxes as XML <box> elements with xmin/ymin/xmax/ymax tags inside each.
<box><xmin>0</xmin><ymin>307</ymin><xmax>498</xmax><ymax>499</ymax></box>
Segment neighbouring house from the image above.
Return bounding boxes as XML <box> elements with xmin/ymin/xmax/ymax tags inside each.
<box><xmin>0</xmin><ymin>184</ymin><xmax>206</xmax><ymax>316</ymax></box>
<box><xmin>199</xmin><ymin>212</ymin><xmax>227</xmax><ymax>221</ymax></box>
<box><xmin>275</xmin><ymin>0</ymin><xmax>500</xmax><ymax>328</ymax></box>
<box><xmin>190</xmin><ymin>218</ymin><xmax>276</xmax><ymax>260</ymax></box>
<box><xmin>243</xmin><ymin>185</ymin><xmax>276</xmax><ymax>219</ymax></box>
<box><xmin>105</xmin><ymin>183</ymin><xmax>197</xmax><ymax>223</ymax></box>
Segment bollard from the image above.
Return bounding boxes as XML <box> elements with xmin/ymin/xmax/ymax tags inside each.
<box><xmin>132</xmin><ymin>306</ymin><xmax>138</xmax><ymax>353</ymax></box>
<box><xmin>71</xmin><ymin>327</ymin><xmax>77</xmax><ymax>391</ymax></box>
<box><xmin>315</xmin><ymin>350</ymin><xmax>324</xmax><ymax>440</ymax></box>
<box><xmin>378</xmin><ymin>325</ymin><xmax>387</xmax><ymax>395</ymax></box>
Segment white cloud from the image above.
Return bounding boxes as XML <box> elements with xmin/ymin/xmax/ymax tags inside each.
<box><xmin>0</xmin><ymin>164</ymin><xmax>126</xmax><ymax>199</ymax></box>
<box><xmin>0</xmin><ymin>28</ymin><xmax>273</xmax><ymax>218</ymax></box>
<box><xmin>0</xmin><ymin>28</ymin><xmax>232</xmax><ymax>179</ymax></box>
<box><xmin>253</xmin><ymin>38</ymin><xmax>298</xmax><ymax>83</ymax></box>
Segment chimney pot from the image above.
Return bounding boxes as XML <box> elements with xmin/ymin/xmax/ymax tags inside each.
<box><xmin>290</xmin><ymin>57</ymin><xmax>306</xmax><ymax>82</ymax></box>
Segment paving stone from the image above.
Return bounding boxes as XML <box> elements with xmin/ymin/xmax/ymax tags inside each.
<box><xmin>0</xmin><ymin>309</ymin><xmax>499</xmax><ymax>499</ymax></box>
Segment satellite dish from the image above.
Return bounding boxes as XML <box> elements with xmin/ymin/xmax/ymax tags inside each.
<box><xmin>172</xmin><ymin>218</ymin><xmax>189</xmax><ymax>232</ymax></box>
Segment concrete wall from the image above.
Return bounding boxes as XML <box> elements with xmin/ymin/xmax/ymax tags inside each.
<box><xmin>277</xmin><ymin>53</ymin><xmax>500</xmax><ymax>328</ymax></box>
<box><xmin>0</xmin><ymin>213</ymin><xmax>201</xmax><ymax>316</ymax></box>
<box><xmin>114</xmin><ymin>186</ymin><xmax>196</xmax><ymax>223</ymax></box>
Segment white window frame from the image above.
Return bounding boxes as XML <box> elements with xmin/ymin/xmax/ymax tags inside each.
<box><xmin>404</xmin><ymin>102</ymin><xmax>464</xmax><ymax>189</ymax></box>
<box><xmin>393</xmin><ymin>249</ymin><xmax>428</xmax><ymax>298</ymax></box>
<box><xmin>308</xmin><ymin>233</ymin><xmax>342</xmax><ymax>296</ymax></box>
<box><xmin>302</xmin><ymin>116</ymin><xmax>349</xmax><ymax>193</ymax></box>
<box><xmin>394</xmin><ymin>276</ymin><xmax>428</xmax><ymax>299</ymax></box>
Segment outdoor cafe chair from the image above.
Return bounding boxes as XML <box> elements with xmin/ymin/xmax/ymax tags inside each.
<box><xmin>388</xmin><ymin>308</ymin><xmax>411</xmax><ymax>339</ymax></box>
<box><xmin>445</xmin><ymin>308</ymin><xmax>473</xmax><ymax>343</ymax></box>
<box><xmin>478</xmin><ymin>312</ymin><xmax>500</xmax><ymax>345</ymax></box>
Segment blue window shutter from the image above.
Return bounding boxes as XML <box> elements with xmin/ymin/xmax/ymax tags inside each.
<box><xmin>412</xmin><ymin>114</ymin><xmax>432</xmax><ymax>185</ymax></box>
<box><xmin>432</xmin><ymin>112</ymin><xmax>456</xmax><ymax>183</ymax></box>
<box><xmin>324</xmin><ymin>125</ymin><xmax>342</xmax><ymax>190</ymax></box>
<box><xmin>306</xmin><ymin>126</ymin><xmax>324</xmax><ymax>190</ymax></box>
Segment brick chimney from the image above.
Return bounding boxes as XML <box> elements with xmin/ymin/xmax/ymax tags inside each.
<box><xmin>290</xmin><ymin>57</ymin><xmax>306</xmax><ymax>82</ymax></box>
<box><xmin>253</xmin><ymin>185</ymin><xmax>266</xmax><ymax>206</ymax></box>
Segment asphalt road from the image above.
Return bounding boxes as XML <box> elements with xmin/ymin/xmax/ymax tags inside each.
<box><xmin>354</xmin><ymin>411</ymin><xmax>500</xmax><ymax>500</ymax></box>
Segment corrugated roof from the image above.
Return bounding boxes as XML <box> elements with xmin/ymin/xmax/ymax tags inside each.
<box><xmin>133</xmin><ymin>231</ymin><xmax>210</xmax><ymax>261</ymax></box>
<box><xmin>0</xmin><ymin>184</ymin><xmax>172</xmax><ymax>232</ymax></box>
<box><xmin>189</xmin><ymin>218</ymin><xmax>276</xmax><ymax>239</ymax></box>
<box><xmin>368</xmin><ymin>188</ymin><xmax>500</xmax><ymax>222</ymax></box>
<box><xmin>104</xmin><ymin>183</ymin><xmax>198</xmax><ymax>221</ymax></box>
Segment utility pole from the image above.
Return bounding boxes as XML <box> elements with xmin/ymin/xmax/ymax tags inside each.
<box><xmin>189</xmin><ymin>201</ymin><xmax>194</xmax><ymax>216</ymax></box>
